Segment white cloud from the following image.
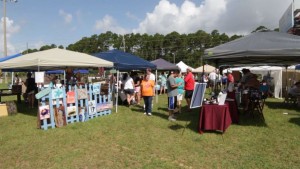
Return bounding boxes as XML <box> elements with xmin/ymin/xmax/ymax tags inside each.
<box><xmin>126</xmin><ymin>12</ymin><xmax>140</xmax><ymax>22</ymax></box>
<box><xmin>94</xmin><ymin>15</ymin><xmax>128</xmax><ymax>34</ymax></box>
<box><xmin>59</xmin><ymin>9</ymin><xmax>73</xmax><ymax>24</ymax></box>
<box><xmin>0</xmin><ymin>17</ymin><xmax>20</xmax><ymax>56</ymax></box>
<box><xmin>133</xmin><ymin>0</ymin><xmax>292</xmax><ymax>35</ymax></box>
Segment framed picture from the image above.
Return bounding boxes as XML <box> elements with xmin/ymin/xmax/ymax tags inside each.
<box><xmin>67</xmin><ymin>106</ymin><xmax>77</xmax><ymax>117</ymax></box>
<box><xmin>35</xmin><ymin>72</ymin><xmax>45</xmax><ymax>83</ymax></box>
<box><xmin>88</xmin><ymin>100</ymin><xmax>97</xmax><ymax>115</ymax></box>
<box><xmin>52</xmin><ymin>88</ymin><xmax>64</xmax><ymax>100</ymax></box>
<box><xmin>54</xmin><ymin>106</ymin><xmax>67</xmax><ymax>127</ymax></box>
<box><xmin>93</xmin><ymin>83</ymin><xmax>101</xmax><ymax>95</ymax></box>
<box><xmin>39</xmin><ymin>105</ymin><xmax>50</xmax><ymax>120</ymax></box>
<box><xmin>79</xmin><ymin>106</ymin><xmax>86</xmax><ymax>122</ymax></box>
<box><xmin>67</xmin><ymin>91</ymin><xmax>75</xmax><ymax>104</ymax></box>
<box><xmin>77</xmin><ymin>89</ymin><xmax>88</xmax><ymax>100</ymax></box>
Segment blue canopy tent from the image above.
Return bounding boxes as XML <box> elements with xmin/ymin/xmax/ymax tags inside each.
<box><xmin>93</xmin><ymin>49</ymin><xmax>156</xmax><ymax>71</ymax></box>
<box><xmin>296</xmin><ymin>65</ymin><xmax>300</xmax><ymax>70</ymax></box>
<box><xmin>0</xmin><ymin>53</ymin><xmax>22</xmax><ymax>62</ymax></box>
<box><xmin>93</xmin><ymin>50</ymin><xmax>157</xmax><ymax>112</ymax></box>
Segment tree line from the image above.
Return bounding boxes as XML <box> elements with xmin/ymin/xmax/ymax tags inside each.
<box><xmin>22</xmin><ymin>26</ymin><xmax>278</xmax><ymax>68</ymax></box>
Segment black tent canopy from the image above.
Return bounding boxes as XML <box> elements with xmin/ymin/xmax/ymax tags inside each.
<box><xmin>204</xmin><ymin>31</ymin><xmax>300</xmax><ymax>67</ymax></box>
<box><xmin>150</xmin><ymin>58</ymin><xmax>179</xmax><ymax>70</ymax></box>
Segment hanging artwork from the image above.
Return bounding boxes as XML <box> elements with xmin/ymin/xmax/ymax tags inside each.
<box><xmin>67</xmin><ymin>91</ymin><xmax>75</xmax><ymax>104</ymax></box>
<box><xmin>92</xmin><ymin>83</ymin><xmax>101</xmax><ymax>95</ymax></box>
<box><xmin>52</xmin><ymin>88</ymin><xmax>64</xmax><ymax>100</ymax></box>
<box><xmin>79</xmin><ymin>107</ymin><xmax>86</xmax><ymax>122</ymax></box>
<box><xmin>67</xmin><ymin>106</ymin><xmax>77</xmax><ymax>117</ymax></box>
<box><xmin>88</xmin><ymin>100</ymin><xmax>97</xmax><ymax>115</ymax></box>
<box><xmin>54</xmin><ymin>106</ymin><xmax>67</xmax><ymax>127</ymax></box>
<box><xmin>77</xmin><ymin>89</ymin><xmax>88</xmax><ymax>100</ymax></box>
<box><xmin>35</xmin><ymin>72</ymin><xmax>45</xmax><ymax>83</ymax></box>
<box><xmin>39</xmin><ymin>105</ymin><xmax>50</xmax><ymax>120</ymax></box>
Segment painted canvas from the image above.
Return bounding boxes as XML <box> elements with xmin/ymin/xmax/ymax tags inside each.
<box><xmin>67</xmin><ymin>91</ymin><xmax>75</xmax><ymax>104</ymax></box>
<box><xmin>54</xmin><ymin>106</ymin><xmax>67</xmax><ymax>127</ymax></box>
<box><xmin>77</xmin><ymin>89</ymin><xmax>88</xmax><ymax>100</ymax></box>
<box><xmin>79</xmin><ymin>107</ymin><xmax>86</xmax><ymax>122</ymax></box>
<box><xmin>52</xmin><ymin>88</ymin><xmax>64</xmax><ymax>100</ymax></box>
<box><xmin>39</xmin><ymin>105</ymin><xmax>50</xmax><ymax>120</ymax></box>
<box><xmin>88</xmin><ymin>100</ymin><xmax>97</xmax><ymax>115</ymax></box>
<box><xmin>93</xmin><ymin>83</ymin><xmax>101</xmax><ymax>95</ymax></box>
<box><xmin>67</xmin><ymin>106</ymin><xmax>77</xmax><ymax>117</ymax></box>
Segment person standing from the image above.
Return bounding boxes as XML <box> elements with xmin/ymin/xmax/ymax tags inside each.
<box><xmin>167</xmin><ymin>70</ymin><xmax>181</xmax><ymax>121</ymax></box>
<box><xmin>146</xmin><ymin>68</ymin><xmax>155</xmax><ymax>81</ymax></box>
<box><xmin>133</xmin><ymin>72</ymin><xmax>141</xmax><ymax>105</ymax></box>
<box><xmin>159</xmin><ymin>71</ymin><xmax>167</xmax><ymax>94</ymax></box>
<box><xmin>25</xmin><ymin>72</ymin><xmax>37</xmax><ymax>108</ymax></box>
<box><xmin>208</xmin><ymin>70</ymin><xmax>217</xmax><ymax>93</ymax></box>
<box><xmin>175</xmin><ymin>73</ymin><xmax>185</xmax><ymax>114</ymax></box>
<box><xmin>121</xmin><ymin>73</ymin><xmax>135</xmax><ymax>107</ymax></box>
<box><xmin>140</xmin><ymin>74</ymin><xmax>155</xmax><ymax>116</ymax></box>
<box><xmin>184</xmin><ymin>67</ymin><xmax>195</xmax><ymax>111</ymax></box>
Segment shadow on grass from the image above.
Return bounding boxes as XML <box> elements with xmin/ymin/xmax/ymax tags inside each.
<box><xmin>289</xmin><ymin>117</ymin><xmax>300</xmax><ymax>126</ymax></box>
<box><xmin>16</xmin><ymin>101</ymin><xmax>38</xmax><ymax>117</ymax></box>
<box><xmin>237</xmin><ymin>113</ymin><xmax>268</xmax><ymax>127</ymax></box>
<box><xmin>265</xmin><ymin>100</ymin><xmax>300</xmax><ymax>112</ymax></box>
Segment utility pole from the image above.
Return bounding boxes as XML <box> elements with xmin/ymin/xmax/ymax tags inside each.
<box><xmin>2</xmin><ymin>0</ymin><xmax>18</xmax><ymax>84</ymax></box>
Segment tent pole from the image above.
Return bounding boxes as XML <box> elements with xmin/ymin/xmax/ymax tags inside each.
<box><xmin>156</xmin><ymin>69</ymin><xmax>158</xmax><ymax>103</ymax></box>
<box><xmin>285</xmin><ymin>66</ymin><xmax>288</xmax><ymax>99</ymax></box>
<box><xmin>11</xmin><ymin>72</ymin><xmax>14</xmax><ymax>86</ymax></box>
<box><xmin>116</xmin><ymin>70</ymin><xmax>119</xmax><ymax>113</ymax></box>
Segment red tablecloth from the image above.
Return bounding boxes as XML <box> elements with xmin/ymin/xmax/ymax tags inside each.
<box><xmin>225</xmin><ymin>101</ymin><xmax>239</xmax><ymax>124</ymax></box>
<box><xmin>199</xmin><ymin>104</ymin><xmax>232</xmax><ymax>134</ymax></box>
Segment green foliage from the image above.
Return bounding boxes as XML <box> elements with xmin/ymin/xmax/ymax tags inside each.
<box><xmin>22</xmin><ymin>29</ymin><xmax>245</xmax><ymax>68</ymax></box>
<box><xmin>0</xmin><ymin>86</ymin><xmax>299</xmax><ymax>168</ymax></box>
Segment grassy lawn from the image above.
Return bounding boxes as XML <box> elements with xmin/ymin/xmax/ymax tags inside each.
<box><xmin>0</xmin><ymin>83</ymin><xmax>300</xmax><ymax>168</ymax></box>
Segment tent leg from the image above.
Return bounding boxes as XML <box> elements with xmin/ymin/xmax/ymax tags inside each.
<box><xmin>116</xmin><ymin>70</ymin><xmax>119</xmax><ymax>113</ymax></box>
<box><xmin>156</xmin><ymin>70</ymin><xmax>158</xmax><ymax>103</ymax></box>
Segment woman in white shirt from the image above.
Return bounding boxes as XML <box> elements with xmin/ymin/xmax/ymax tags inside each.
<box><xmin>122</xmin><ymin>73</ymin><xmax>135</xmax><ymax>106</ymax></box>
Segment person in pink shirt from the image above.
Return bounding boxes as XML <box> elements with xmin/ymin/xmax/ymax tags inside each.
<box><xmin>184</xmin><ymin>67</ymin><xmax>195</xmax><ymax>111</ymax></box>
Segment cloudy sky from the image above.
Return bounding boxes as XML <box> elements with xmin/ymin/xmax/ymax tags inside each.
<box><xmin>0</xmin><ymin>0</ymin><xmax>294</xmax><ymax>56</ymax></box>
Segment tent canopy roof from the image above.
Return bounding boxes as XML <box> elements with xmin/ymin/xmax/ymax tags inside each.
<box><xmin>150</xmin><ymin>58</ymin><xmax>179</xmax><ymax>70</ymax></box>
<box><xmin>204</xmin><ymin>31</ymin><xmax>300</xmax><ymax>67</ymax></box>
<box><xmin>194</xmin><ymin>64</ymin><xmax>216</xmax><ymax>73</ymax></box>
<box><xmin>93</xmin><ymin>50</ymin><xmax>156</xmax><ymax>71</ymax></box>
<box><xmin>0</xmin><ymin>48</ymin><xmax>113</xmax><ymax>71</ymax></box>
<box><xmin>176</xmin><ymin>61</ymin><xmax>194</xmax><ymax>73</ymax></box>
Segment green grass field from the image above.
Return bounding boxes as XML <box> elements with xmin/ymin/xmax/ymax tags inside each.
<box><xmin>0</xmin><ymin>83</ymin><xmax>300</xmax><ymax>169</ymax></box>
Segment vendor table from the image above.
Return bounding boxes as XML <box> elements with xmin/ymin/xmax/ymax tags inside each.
<box><xmin>198</xmin><ymin>104</ymin><xmax>232</xmax><ymax>134</ymax></box>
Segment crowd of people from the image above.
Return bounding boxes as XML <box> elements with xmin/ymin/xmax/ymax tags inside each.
<box><xmin>118</xmin><ymin>67</ymin><xmax>195</xmax><ymax>121</ymax></box>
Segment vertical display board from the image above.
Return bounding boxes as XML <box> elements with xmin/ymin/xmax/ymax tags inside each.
<box><xmin>190</xmin><ymin>83</ymin><xmax>207</xmax><ymax>109</ymax></box>
<box><xmin>38</xmin><ymin>83</ymin><xmax>112</xmax><ymax>130</ymax></box>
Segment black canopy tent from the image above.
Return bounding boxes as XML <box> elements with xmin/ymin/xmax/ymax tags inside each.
<box><xmin>204</xmin><ymin>31</ymin><xmax>300</xmax><ymax>98</ymax></box>
<box><xmin>204</xmin><ymin>31</ymin><xmax>300</xmax><ymax>67</ymax></box>
<box><xmin>150</xmin><ymin>58</ymin><xmax>179</xmax><ymax>70</ymax></box>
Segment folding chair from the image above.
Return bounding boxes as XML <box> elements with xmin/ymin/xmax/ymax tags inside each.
<box><xmin>248</xmin><ymin>90</ymin><xmax>265</xmax><ymax>121</ymax></box>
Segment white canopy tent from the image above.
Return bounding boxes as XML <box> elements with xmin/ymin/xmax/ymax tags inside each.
<box><xmin>194</xmin><ymin>64</ymin><xmax>216</xmax><ymax>73</ymax></box>
<box><xmin>224</xmin><ymin>66</ymin><xmax>283</xmax><ymax>98</ymax></box>
<box><xmin>0</xmin><ymin>48</ymin><xmax>113</xmax><ymax>71</ymax></box>
<box><xmin>176</xmin><ymin>61</ymin><xmax>194</xmax><ymax>73</ymax></box>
